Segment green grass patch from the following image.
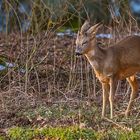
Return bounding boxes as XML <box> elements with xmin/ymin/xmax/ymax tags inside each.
<box><xmin>7</xmin><ymin>126</ymin><xmax>96</xmax><ymax>140</ymax></box>
<box><xmin>1</xmin><ymin>126</ymin><xmax>138</xmax><ymax>140</ymax></box>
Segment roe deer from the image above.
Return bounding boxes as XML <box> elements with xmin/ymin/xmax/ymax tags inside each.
<box><xmin>75</xmin><ymin>20</ymin><xmax>140</xmax><ymax>119</ymax></box>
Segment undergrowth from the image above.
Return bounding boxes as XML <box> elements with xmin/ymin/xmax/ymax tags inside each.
<box><xmin>0</xmin><ymin>126</ymin><xmax>139</xmax><ymax>140</ymax></box>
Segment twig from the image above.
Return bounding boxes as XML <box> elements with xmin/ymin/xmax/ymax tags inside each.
<box><xmin>103</xmin><ymin>117</ymin><xmax>133</xmax><ymax>132</ymax></box>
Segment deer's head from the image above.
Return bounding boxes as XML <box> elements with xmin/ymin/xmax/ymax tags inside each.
<box><xmin>75</xmin><ymin>20</ymin><xmax>101</xmax><ymax>55</ymax></box>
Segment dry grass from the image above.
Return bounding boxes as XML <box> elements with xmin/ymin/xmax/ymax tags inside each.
<box><xmin>0</xmin><ymin>25</ymin><xmax>140</xmax><ymax>132</ymax></box>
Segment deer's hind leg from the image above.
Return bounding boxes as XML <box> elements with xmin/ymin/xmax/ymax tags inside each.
<box><xmin>125</xmin><ymin>75</ymin><xmax>138</xmax><ymax>117</ymax></box>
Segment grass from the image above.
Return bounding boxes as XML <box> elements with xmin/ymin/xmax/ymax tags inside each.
<box><xmin>0</xmin><ymin>126</ymin><xmax>139</xmax><ymax>140</ymax></box>
<box><xmin>0</xmin><ymin>101</ymin><xmax>140</xmax><ymax>140</ymax></box>
<box><xmin>0</xmin><ymin>32</ymin><xmax>140</xmax><ymax>140</ymax></box>
<box><xmin>7</xmin><ymin>126</ymin><xmax>96</xmax><ymax>140</ymax></box>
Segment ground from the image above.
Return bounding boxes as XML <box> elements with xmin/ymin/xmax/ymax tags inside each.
<box><xmin>0</xmin><ymin>32</ymin><xmax>140</xmax><ymax>139</ymax></box>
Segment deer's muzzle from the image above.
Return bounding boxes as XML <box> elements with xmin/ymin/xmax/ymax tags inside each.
<box><xmin>75</xmin><ymin>47</ymin><xmax>83</xmax><ymax>56</ymax></box>
<box><xmin>75</xmin><ymin>51</ymin><xmax>82</xmax><ymax>56</ymax></box>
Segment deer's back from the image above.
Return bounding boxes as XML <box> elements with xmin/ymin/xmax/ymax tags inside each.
<box><xmin>114</xmin><ymin>35</ymin><xmax>140</xmax><ymax>64</ymax></box>
<box><xmin>108</xmin><ymin>35</ymin><xmax>140</xmax><ymax>79</ymax></box>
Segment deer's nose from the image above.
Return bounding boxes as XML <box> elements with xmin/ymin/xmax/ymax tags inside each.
<box><xmin>75</xmin><ymin>51</ymin><xmax>82</xmax><ymax>56</ymax></box>
<box><xmin>75</xmin><ymin>47</ymin><xmax>83</xmax><ymax>56</ymax></box>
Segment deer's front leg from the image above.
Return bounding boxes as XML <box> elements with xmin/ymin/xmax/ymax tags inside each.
<box><xmin>109</xmin><ymin>76</ymin><xmax>117</xmax><ymax>119</ymax></box>
<box><xmin>101</xmin><ymin>82</ymin><xmax>109</xmax><ymax>118</ymax></box>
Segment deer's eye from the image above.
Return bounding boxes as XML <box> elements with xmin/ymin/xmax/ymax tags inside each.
<box><xmin>82</xmin><ymin>41</ymin><xmax>87</xmax><ymax>45</ymax></box>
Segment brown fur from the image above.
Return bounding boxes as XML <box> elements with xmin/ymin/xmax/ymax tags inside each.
<box><xmin>75</xmin><ymin>21</ymin><xmax>140</xmax><ymax>118</ymax></box>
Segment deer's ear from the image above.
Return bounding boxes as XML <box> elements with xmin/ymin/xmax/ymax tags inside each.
<box><xmin>81</xmin><ymin>20</ymin><xmax>90</xmax><ymax>34</ymax></box>
<box><xmin>87</xmin><ymin>23</ymin><xmax>102</xmax><ymax>35</ymax></box>
<box><xmin>77</xmin><ymin>31</ymin><xmax>80</xmax><ymax>37</ymax></box>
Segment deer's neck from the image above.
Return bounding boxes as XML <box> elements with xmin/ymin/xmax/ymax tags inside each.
<box><xmin>85</xmin><ymin>42</ymin><xmax>106</xmax><ymax>71</ymax></box>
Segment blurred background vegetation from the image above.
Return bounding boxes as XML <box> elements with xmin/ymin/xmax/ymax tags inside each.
<box><xmin>0</xmin><ymin>0</ymin><xmax>139</xmax><ymax>34</ymax></box>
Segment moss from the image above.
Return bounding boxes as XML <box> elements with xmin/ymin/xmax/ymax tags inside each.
<box><xmin>0</xmin><ymin>136</ymin><xmax>5</xmax><ymax>140</ymax></box>
<box><xmin>5</xmin><ymin>126</ymin><xmax>140</xmax><ymax>140</ymax></box>
<box><xmin>8</xmin><ymin>126</ymin><xmax>96</xmax><ymax>140</ymax></box>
